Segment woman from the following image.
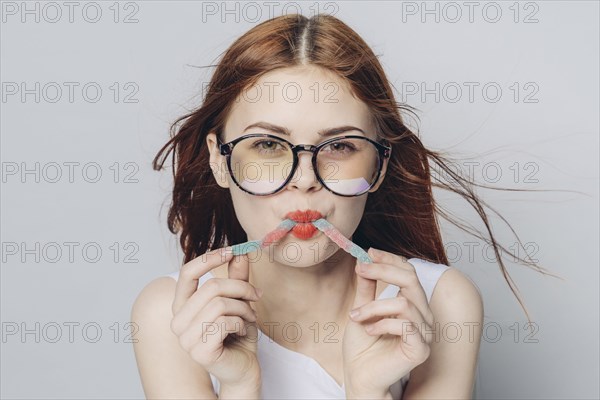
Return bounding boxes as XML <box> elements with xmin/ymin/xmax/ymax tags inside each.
<box><xmin>131</xmin><ymin>13</ymin><xmax>544</xmax><ymax>399</ymax></box>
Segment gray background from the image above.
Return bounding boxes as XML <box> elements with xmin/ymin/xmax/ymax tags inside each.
<box><xmin>1</xmin><ymin>1</ymin><xmax>598</xmax><ymax>399</ymax></box>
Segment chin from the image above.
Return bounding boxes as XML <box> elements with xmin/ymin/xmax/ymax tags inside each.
<box><xmin>264</xmin><ymin>235</ymin><xmax>340</xmax><ymax>267</ymax></box>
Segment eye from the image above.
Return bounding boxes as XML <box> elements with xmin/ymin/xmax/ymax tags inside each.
<box><xmin>322</xmin><ymin>141</ymin><xmax>357</xmax><ymax>153</ymax></box>
<box><xmin>252</xmin><ymin>139</ymin><xmax>287</xmax><ymax>153</ymax></box>
<box><xmin>257</xmin><ymin>140</ymin><xmax>273</xmax><ymax>148</ymax></box>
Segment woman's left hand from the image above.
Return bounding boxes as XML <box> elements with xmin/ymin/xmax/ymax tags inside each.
<box><xmin>342</xmin><ymin>248</ymin><xmax>434</xmax><ymax>397</ymax></box>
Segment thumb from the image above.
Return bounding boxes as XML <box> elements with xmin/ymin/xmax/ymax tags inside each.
<box><xmin>228</xmin><ymin>253</ymin><xmax>250</xmax><ymax>282</ymax></box>
<box><xmin>352</xmin><ymin>259</ymin><xmax>376</xmax><ymax>310</ymax></box>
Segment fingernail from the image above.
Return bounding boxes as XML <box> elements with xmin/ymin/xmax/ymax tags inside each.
<box><xmin>369</xmin><ymin>248</ymin><xmax>385</xmax><ymax>259</ymax></box>
<box><xmin>358</xmin><ymin>262</ymin><xmax>368</xmax><ymax>272</ymax></box>
<box><xmin>349</xmin><ymin>309</ymin><xmax>360</xmax><ymax>319</ymax></box>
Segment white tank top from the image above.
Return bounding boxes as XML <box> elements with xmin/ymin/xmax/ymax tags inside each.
<box><xmin>165</xmin><ymin>257</ymin><xmax>451</xmax><ymax>399</ymax></box>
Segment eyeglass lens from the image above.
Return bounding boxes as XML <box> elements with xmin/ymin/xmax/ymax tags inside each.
<box><xmin>228</xmin><ymin>136</ymin><xmax>380</xmax><ymax>195</ymax></box>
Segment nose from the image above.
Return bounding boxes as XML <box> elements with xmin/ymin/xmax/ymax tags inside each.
<box><xmin>287</xmin><ymin>151</ymin><xmax>322</xmax><ymax>193</ymax></box>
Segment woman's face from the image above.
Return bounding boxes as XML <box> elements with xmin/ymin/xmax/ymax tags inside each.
<box><xmin>206</xmin><ymin>65</ymin><xmax>388</xmax><ymax>267</ymax></box>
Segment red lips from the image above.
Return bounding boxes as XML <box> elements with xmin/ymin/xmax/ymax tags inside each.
<box><xmin>285</xmin><ymin>210</ymin><xmax>324</xmax><ymax>223</ymax></box>
<box><xmin>285</xmin><ymin>210</ymin><xmax>324</xmax><ymax>240</ymax></box>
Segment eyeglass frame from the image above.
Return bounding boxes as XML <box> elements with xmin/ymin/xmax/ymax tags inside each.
<box><xmin>217</xmin><ymin>133</ymin><xmax>392</xmax><ymax>197</ymax></box>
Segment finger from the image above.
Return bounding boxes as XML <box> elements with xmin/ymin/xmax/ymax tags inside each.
<box><xmin>351</xmin><ymin>259</ymin><xmax>376</xmax><ymax>312</ymax></box>
<box><xmin>357</xmin><ymin>260</ymin><xmax>430</xmax><ymax>324</ymax></box>
<box><xmin>228</xmin><ymin>253</ymin><xmax>250</xmax><ymax>282</ymax></box>
<box><xmin>173</xmin><ymin>247</ymin><xmax>234</xmax><ymax>314</ymax></box>
<box><xmin>364</xmin><ymin>318</ymin><xmax>431</xmax><ymax>364</ymax></box>
<box><xmin>351</xmin><ymin>296</ymin><xmax>427</xmax><ymax>330</ymax></box>
<box><xmin>179</xmin><ymin>314</ymin><xmax>248</xmax><ymax>353</ymax></box>
<box><xmin>360</xmin><ymin>250</ymin><xmax>432</xmax><ymax>326</ymax></box>
<box><xmin>367</xmin><ymin>248</ymin><xmax>413</xmax><ymax>272</ymax></box>
<box><xmin>362</xmin><ymin>294</ymin><xmax>435</xmax><ymax>346</ymax></box>
<box><xmin>202</xmin><ymin>296</ymin><xmax>259</xmax><ymax>333</ymax></box>
<box><xmin>188</xmin><ymin>315</ymin><xmax>249</xmax><ymax>364</ymax></box>
<box><xmin>227</xmin><ymin>253</ymin><xmax>260</xmax><ymax>316</ymax></box>
<box><xmin>171</xmin><ymin>279</ymin><xmax>261</xmax><ymax>335</ymax></box>
<box><xmin>180</xmin><ymin>297</ymin><xmax>256</xmax><ymax>342</ymax></box>
<box><xmin>179</xmin><ymin>300</ymin><xmax>257</xmax><ymax>349</ymax></box>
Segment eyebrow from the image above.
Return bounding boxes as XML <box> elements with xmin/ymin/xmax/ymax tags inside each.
<box><xmin>243</xmin><ymin>121</ymin><xmax>366</xmax><ymax>137</ymax></box>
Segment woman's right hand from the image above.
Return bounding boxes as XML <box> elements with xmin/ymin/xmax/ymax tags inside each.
<box><xmin>170</xmin><ymin>247</ymin><xmax>262</xmax><ymax>390</ymax></box>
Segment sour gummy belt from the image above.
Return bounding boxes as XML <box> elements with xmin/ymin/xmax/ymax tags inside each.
<box><xmin>230</xmin><ymin>218</ymin><xmax>372</xmax><ymax>264</ymax></box>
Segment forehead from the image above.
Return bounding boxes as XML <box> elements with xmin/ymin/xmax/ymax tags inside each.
<box><xmin>223</xmin><ymin>65</ymin><xmax>375</xmax><ymax>141</ymax></box>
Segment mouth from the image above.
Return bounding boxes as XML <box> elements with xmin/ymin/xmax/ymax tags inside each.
<box><xmin>284</xmin><ymin>210</ymin><xmax>324</xmax><ymax>240</ymax></box>
<box><xmin>285</xmin><ymin>210</ymin><xmax>324</xmax><ymax>223</ymax></box>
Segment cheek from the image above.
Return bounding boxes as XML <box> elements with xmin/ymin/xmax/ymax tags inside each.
<box><xmin>229</xmin><ymin>189</ymin><xmax>275</xmax><ymax>240</ymax></box>
<box><xmin>332</xmin><ymin>197</ymin><xmax>368</xmax><ymax>237</ymax></box>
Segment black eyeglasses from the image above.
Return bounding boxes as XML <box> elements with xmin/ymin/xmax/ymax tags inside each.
<box><xmin>217</xmin><ymin>133</ymin><xmax>391</xmax><ymax>197</ymax></box>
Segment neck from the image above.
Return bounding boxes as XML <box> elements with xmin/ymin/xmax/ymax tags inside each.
<box><xmin>249</xmin><ymin>247</ymin><xmax>357</xmax><ymax>352</ymax></box>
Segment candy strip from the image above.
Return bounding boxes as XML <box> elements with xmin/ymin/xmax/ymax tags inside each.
<box><xmin>311</xmin><ymin>218</ymin><xmax>373</xmax><ymax>264</ymax></box>
<box><xmin>230</xmin><ymin>218</ymin><xmax>372</xmax><ymax>264</ymax></box>
<box><xmin>231</xmin><ymin>219</ymin><xmax>297</xmax><ymax>256</ymax></box>
<box><xmin>261</xmin><ymin>218</ymin><xmax>297</xmax><ymax>247</ymax></box>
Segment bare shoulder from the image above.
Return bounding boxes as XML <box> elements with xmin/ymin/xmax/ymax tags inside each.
<box><xmin>430</xmin><ymin>267</ymin><xmax>484</xmax><ymax>322</ymax></box>
<box><xmin>130</xmin><ymin>275</ymin><xmax>217</xmax><ymax>398</ymax></box>
<box><xmin>131</xmin><ymin>276</ymin><xmax>177</xmax><ymax>320</ymax></box>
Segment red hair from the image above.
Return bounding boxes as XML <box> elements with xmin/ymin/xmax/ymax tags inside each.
<box><xmin>153</xmin><ymin>13</ymin><xmax>559</xmax><ymax>323</ymax></box>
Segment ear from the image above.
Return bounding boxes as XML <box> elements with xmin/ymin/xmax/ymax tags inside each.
<box><xmin>368</xmin><ymin>149</ymin><xmax>391</xmax><ymax>193</ymax></box>
<box><xmin>206</xmin><ymin>132</ymin><xmax>230</xmax><ymax>189</ymax></box>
